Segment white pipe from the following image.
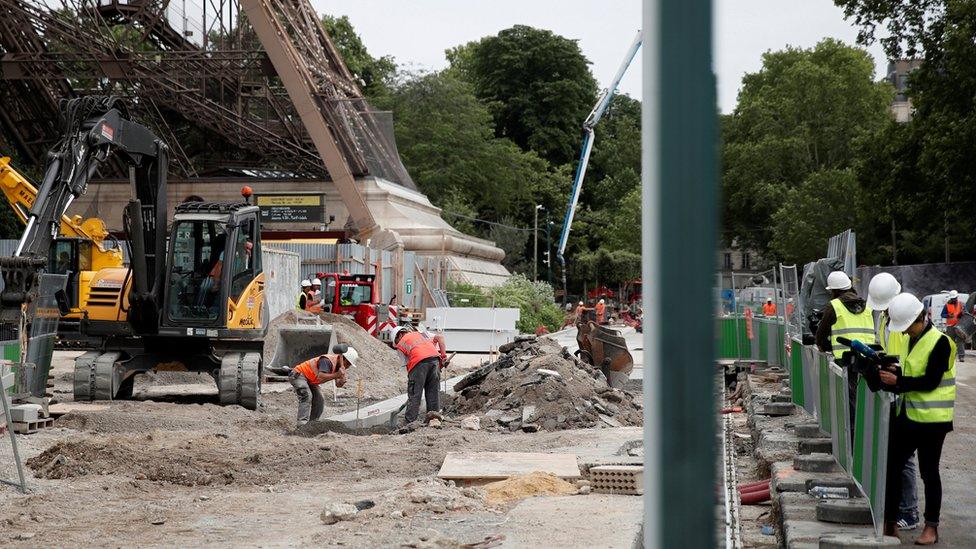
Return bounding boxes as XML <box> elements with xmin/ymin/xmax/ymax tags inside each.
<box><xmin>641</xmin><ymin>0</ymin><xmax>660</xmax><ymax>546</ymax></box>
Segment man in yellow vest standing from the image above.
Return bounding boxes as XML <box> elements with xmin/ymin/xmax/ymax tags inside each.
<box><xmin>816</xmin><ymin>271</ymin><xmax>876</xmax><ymax>357</ymax></box>
<box><xmin>880</xmin><ymin>293</ymin><xmax>955</xmax><ymax>544</ymax></box>
<box><xmin>867</xmin><ymin>273</ymin><xmax>919</xmax><ymax>532</ymax></box>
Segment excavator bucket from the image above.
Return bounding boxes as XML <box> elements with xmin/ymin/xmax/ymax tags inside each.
<box><xmin>265</xmin><ymin>324</ymin><xmax>335</xmax><ymax>374</ymax></box>
<box><xmin>576</xmin><ymin>321</ymin><xmax>634</xmax><ymax>389</ymax></box>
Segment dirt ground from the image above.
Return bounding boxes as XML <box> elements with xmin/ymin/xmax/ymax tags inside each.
<box><xmin>0</xmin><ymin>349</ymin><xmax>643</xmax><ymax>547</ymax></box>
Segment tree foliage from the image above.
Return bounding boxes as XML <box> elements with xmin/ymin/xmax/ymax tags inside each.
<box><xmin>321</xmin><ymin>15</ymin><xmax>396</xmax><ymax>100</ymax></box>
<box><xmin>722</xmin><ymin>39</ymin><xmax>892</xmax><ymax>255</ymax></box>
<box><xmin>488</xmin><ymin>274</ymin><xmax>565</xmax><ymax>332</ymax></box>
<box><xmin>448</xmin><ymin>25</ymin><xmax>599</xmax><ymax>166</ymax></box>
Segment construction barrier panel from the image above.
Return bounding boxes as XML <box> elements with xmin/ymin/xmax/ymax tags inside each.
<box><xmin>853</xmin><ymin>377</ymin><xmax>894</xmax><ymax>538</ymax></box>
<box><xmin>827</xmin><ymin>362</ymin><xmax>853</xmax><ymax>471</ymax></box>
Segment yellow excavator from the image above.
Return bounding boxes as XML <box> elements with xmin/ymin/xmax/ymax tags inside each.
<box><xmin>0</xmin><ymin>156</ymin><xmax>128</xmax><ymax>337</ymax></box>
<box><xmin>0</xmin><ymin>96</ymin><xmax>268</xmax><ymax>409</ymax></box>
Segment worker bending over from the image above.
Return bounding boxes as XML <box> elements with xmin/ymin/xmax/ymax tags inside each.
<box><xmin>385</xmin><ymin>326</ymin><xmax>449</xmax><ymax>424</ymax></box>
<box><xmin>289</xmin><ymin>347</ymin><xmax>358</xmax><ymax>426</ymax></box>
<box><xmin>879</xmin><ymin>293</ymin><xmax>955</xmax><ymax>545</ymax></box>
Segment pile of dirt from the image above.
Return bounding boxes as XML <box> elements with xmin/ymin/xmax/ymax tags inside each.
<box><xmin>447</xmin><ymin>336</ymin><xmax>642</xmax><ymax>431</ymax></box>
<box><xmin>264</xmin><ymin>310</ymin><xmax>405</xmax><ymax>399</ymax></box>
<box><xmin>26</xmin><ymin>431</ymin><xmax>354</xmax><ymax>486</ymax></box>
<box><xmin>483</xmin><ymin>472</ymin><xmax>578</xmax><ymax>504</ymax></box>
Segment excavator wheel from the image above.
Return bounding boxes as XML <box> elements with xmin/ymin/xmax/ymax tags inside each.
<box><xmin>219</xmin><ymin>352</ymin><xmax>262</xmax><ymax>410</ymax></box>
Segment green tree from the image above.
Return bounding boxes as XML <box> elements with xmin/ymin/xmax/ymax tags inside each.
<box><xmin>321</xmin><ymin>15</ymin><xmax>396</xmax><ymax>100</ymax></box>
<box><xmin>769</xmin><ymin>169</ymin><xmax>864</xmax><ymax>264</ymax></box>
<box><xmin>448</xmin><ymin>25</ymin><xmax>598</xmax><ymax>165</ymax></box>
<box><xmin>722</xmin><ymin>38</ymin><xmax>893</xmax><ymax>255</ymax></box>
<box><xmin>488</xmin><ymin>274</ymin><xmax>565</xmax><ymax>332</ymax></box>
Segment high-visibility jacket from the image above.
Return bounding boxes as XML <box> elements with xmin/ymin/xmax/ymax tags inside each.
<box><xmin>595</xmin><ymin>303</ymin><xmax>606</xmax><ymax>321</ymax></box>
<box><xmin>829</xmin><ymin>298</ymin><xmax>876</xmax><ymax>358</ymax></box>
<box><xmin>293</xmin><ymin>355</ymin><xmax>336</xmax><ymax>386</ymax></box>
<box><xmin>901</xmin><ymin>327</ymin><xmax>956</xmax><ymax>423</ymax></box>
<box><xmin>396</xmin><ymin>331</ymin><xmax>441</xmax><ymax>373</ymax></box>
<box><xmin>762</xmin><ymin>303</ymin><xmax>777</xmax><ymax>316</ymax></box>
<box><xmin>877</xmin><ymin>311</ymin><xmax>908</xmax><ymax>359</ymax></box>
<box><xmin>946</xmin><ymin>301</ymin><xmax>963</xmax><ymax>327</ymax></box>
<box><xmin>296</xmin><ymin>292</ymin><xmax>307</xmax><ymax>310</ymax></box>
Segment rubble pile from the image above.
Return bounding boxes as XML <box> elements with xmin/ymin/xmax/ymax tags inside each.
<box><xmin>447</xmin><ymin>336</ymin><xmax>642</xmax><ymax>432</ymax></box>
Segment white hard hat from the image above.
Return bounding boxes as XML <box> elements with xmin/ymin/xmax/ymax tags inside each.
<box><xmin>825</xmin><ymin>271</ymin><xmax>852</xmax><ymax>291</ymax></box>
<box><xmin>380</xmin><ymin>325</ymin><xmax>408</xmax><ymax>345</ymax></box>
<box><xmin>948</xmin><ymin>290</ymin><xmax>959</xmax><ymax>300</ymax></box>
<box><xmin>340</xmin><ymin>346</ymin><xmax>358</xmax><ymax>368</ymax></box>
<box><xmin>866</xmin><ymin>273</ymin><xmax>901</xmax><ymax>311</ymax></box>
<box><xmin>300</xmin><ymin>279</ymin><xmax>312</xmax><ymax>288</ymax></box>
<box><xmin>599</xmin><ymin>299</ymin><xmax>605</xmax><ymax>304</ymax></box>
<box><xmin>887</xmin><ymin>293</ymin><xmax>924</xmax><ymax>333</ymax></box>
<box><xmin>578</xmin><ymin>301</ymin><xmax>584</xmax><ymax>305</ymax></box>
<box><xmin>312</xmin><ymin>278</ymin><xmax>322</xmax><ymax>286</ymax></box>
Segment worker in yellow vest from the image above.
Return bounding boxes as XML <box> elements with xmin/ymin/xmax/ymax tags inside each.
<box><xmin>816</xmin><ymin>271</ymin><xmax>876</xmax><ymax>357</ymax></box>
<box><xmin>867</xmin><ymin>272</ymin><xmax>919</xmax><ymax>532</ymax></box>
<box><xmin>880</xmin><ymin>293</ymin><xmax>955</xmax><ymax>544</ymax></box>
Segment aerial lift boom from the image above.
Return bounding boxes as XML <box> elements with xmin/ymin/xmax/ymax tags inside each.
<box><xmin>556</xmin><ymin>31</ymin><xmax>643</xmax><ymax>299</ymax></box>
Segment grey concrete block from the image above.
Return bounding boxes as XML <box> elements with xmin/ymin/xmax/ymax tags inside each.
<box><xmin>795</xmin><ymin>423</ymin><xmax>825</xmax><ymax>438</ymax></box>
<box><xmin>819</xmin><ymin>533</ymin><xmax>900</xmax><ymax>548</ymax></box>
<box><xmin>8</xmin><ymin>404</ymin><xmax>41</xmax><ymax>423</ymax></box>
<box><xmin>771</xmin><ymin>393</ymin><xmax>793</xmax><ymax>403</ymax></box>
<box><xmin>799</xmin><ymin>438</ymin><xmax>833</xmax><ymax>455</ymax></box>
<box><xmin>771</xmin><ymin>462</ymin><xmax>849</xmax><ymax>494</ymax></box>
<box><xmin>763</xmin><ymin>402</ymin><xmax>795</xmax><ymax>416</ymax></box>
<box><xmin>816</xmin><ymin>499</ymin><xmax>873</xmax><ymax>525</ymax></box>
<box><xmin>805</xmin><ymin>477</ymin><xmax>859</xmax><ymax>494</ymax></box>
<box><xmin>794</xmin><ymin>453</ymin><xmax>839</xmax><ymax>473</ymax></box>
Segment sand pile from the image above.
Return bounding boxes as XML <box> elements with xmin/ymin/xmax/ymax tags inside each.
<box><xmin>264</xmin><ymin>310</ymin><xmax>405</xmax><ymax>399</ymax></box>
<box><xmin>483</xmin><ymin>472</ymin><xmax>578</xmax><ymax>504</ymax></box>
<box><xmin>448</xmin><ymin>336</ymin><xmax>642</xmax><ymax>431</ymax></box>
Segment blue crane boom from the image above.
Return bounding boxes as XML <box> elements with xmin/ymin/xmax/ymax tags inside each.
<box><xmin>556</xmin><ymin>30</ymin><xmax>642</xmax><ymax>298</ymax></box>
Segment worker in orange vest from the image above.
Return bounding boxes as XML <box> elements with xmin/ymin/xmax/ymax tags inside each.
<box><xmin>288</xmin><ymin>347</ymin><xmax>358</xmax><ymax>426</ymax></box>
<box><xmin>762</xmin><ymin>299</ymin><xmax>777</xmax><ymax>316</ymax></box>
<box><xmin>942</xmin><ymin>290</ymin><xmax>966</xmax><ymax>362</ymax></box>
<box><xmin>595</xmin><ymin>299</ymin><xmax>607</xmax><ymax>324</ymax></box>
<box><xmin>384</xmin><ymin>326</ymin><xmax>449</xmax><ymax>424</ymax></box>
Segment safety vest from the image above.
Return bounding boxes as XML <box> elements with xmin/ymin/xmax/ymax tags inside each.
<box><xmin>396</xmin><ymin>331</ymin><xmax>440</xmax><ymax>373</ymax></box>
<box><xmin>595</xmin><ymin>303</ymin><xmax>606</xmax><ymax>321</ymax></box>
<box><xmin>901</xmin><ymin>327</ymin><xmax>956</xmax><ymax>423</ymax></box>
<box><xmin>762</xmin><ymin>303</ymin><xmax>776</xmax><ymax>316</ymax></box>
<box><xmin>296</xmin><ymin>292</ymin><xmax>306</xmax><ymax>310</ymax></box>
<box><xmin>829</xmin><ymin>298</ymin><xmax>876</xmax><ymax>358</ymax></box>
<box><xmin>293</xmin><ymin>355</ymin><xmax>336</xmax><ymax>386</ymax></box>
<box><xmin>877</xmin><ymin>312</ymin><xmax>908</xmax><ymax>359</ymax></box>
<box><xmin>946</xmin><ymin>301</ymin><xmax>963</xmax><ymax>327</ymax></box>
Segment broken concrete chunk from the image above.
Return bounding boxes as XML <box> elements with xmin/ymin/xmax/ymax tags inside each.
<box><xmin>460</xmin><ymin>416</ymin><xmax>481</xmax><ymax>431</ymax></box>
<box><xmin>320</xmin><ymin>503</ymin><xmax>359</xmax><ymax>525</ymax></box>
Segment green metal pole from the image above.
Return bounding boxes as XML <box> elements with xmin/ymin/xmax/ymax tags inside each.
<box><xmin>644</xmin><ymin>0</ymin><xmax>716</xmax><ymax>546</ymax></box>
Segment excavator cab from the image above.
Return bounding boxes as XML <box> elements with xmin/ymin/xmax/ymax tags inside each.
<box><xmin>162</xmin><ymin>201</ymin><xmax>263</xmax><ymax>331</ymax></box>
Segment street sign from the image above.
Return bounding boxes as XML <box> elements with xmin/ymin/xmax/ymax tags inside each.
<box><xmin>256</xmin><ymin>194</ymin><xmax>324</xmax><ymax>223</ymax></box>
<box><xmin>406</xmin><ymin>278</ymin><xmax>413</xmax><ymax>295</ymax></box>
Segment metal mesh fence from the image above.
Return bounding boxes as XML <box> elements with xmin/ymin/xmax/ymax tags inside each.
<box><xmin>779</xmin><ymin>264</ymin><xmax>801</xmax><ymax>337</ymax></box>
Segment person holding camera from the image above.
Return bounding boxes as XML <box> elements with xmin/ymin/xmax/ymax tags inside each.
<box><xmin>880</xmin><ymin>293</ymin><xmax>956</xmax><ymax>545</ymax></box>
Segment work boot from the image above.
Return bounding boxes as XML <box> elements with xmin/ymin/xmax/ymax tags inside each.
<box><xmin>884</xmin><ymin>522</ymin><xmax>900</xmax><ymax>540</ymax></box>
<box><xmin>915</xmin><ymin>524</ymin><xmax>938</xmax><ymax>545</ymax></box>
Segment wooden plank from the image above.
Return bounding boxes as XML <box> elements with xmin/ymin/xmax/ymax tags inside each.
<box><xmin>437</xmin><ymin>452</ymin><xmax>581</xmax><ymax>482</ymax></box>
<box><xmin>47</xmin><ymin>403</ymin><xmax>110</xmax><ymax>417</ymax></box>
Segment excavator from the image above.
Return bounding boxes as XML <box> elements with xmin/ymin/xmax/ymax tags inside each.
<box><xmin>0</xmin><ymin>96</ymin><xmax>267</xmax><ymax>409</ymax></box>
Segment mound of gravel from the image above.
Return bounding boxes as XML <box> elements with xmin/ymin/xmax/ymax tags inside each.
<box><xmin>447</xmin><ymin>336</ymin><xmax>642</xmax><ymax>432</ymax></box>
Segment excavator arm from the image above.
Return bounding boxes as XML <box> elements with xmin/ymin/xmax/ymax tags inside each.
<box><xmin>0</xmin><ymin>96</ymin><xmax>168</xmax><ymax>336</ymax></box>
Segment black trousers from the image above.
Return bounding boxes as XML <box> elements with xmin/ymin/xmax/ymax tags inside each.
<box><xmin>405</xmin><ymin>357</ymin><xmax>440</xmax><ymax>423</ymax></box>
<box><xmin>884</xmin><ymin>412</ymin><xmax>949</xmax><ymax>525</ymax></box>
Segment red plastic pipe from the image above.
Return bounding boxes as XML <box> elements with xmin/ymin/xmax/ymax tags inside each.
<box><xmin>740</xmin><ymin>487</ymin><xmax>771</xmax><ymax>504</ymax></box>
<box><xmin>739</xmin><ymin>483</ymin><xmax>770</xmax><ymax>495</ymax></box>
<box><xmin>720</xmin><ymin>406</ymin><xmax>743</xmax><ymax>414</ymax></box>
<box><xmin>737</xmin><ymin>479</ymin><xmax>771</xmax><ymax>491</ymax></box>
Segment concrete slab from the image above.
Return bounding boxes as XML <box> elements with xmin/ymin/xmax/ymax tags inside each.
<box><xmin>818</xmin><ymin>533</ymin><xmax>900</xmax><ymax>548</ymax></box>
<box><xmin>325</xmin><ymin>373</ymin><xmax>468</xmax><ymax>428</ymax></box>
<box><xmin>437</xmin><ymin>452</ymin><xmax>581</xmax><ymax>482</ymax></box>
<box><xmin>500</xmin><ymin>494</ymin><xmax>642</xmax><ymax>548</ymax></box>
<box><xmin>771</xmin><ymin>462</ymin><xmax>849</xmax><ymax>494</ymax></box>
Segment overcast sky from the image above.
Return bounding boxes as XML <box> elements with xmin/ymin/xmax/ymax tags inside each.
<box><xmin>311</xmin><ymin>0</ymin><xmax>887</xmax><ymax>114</ymax></box>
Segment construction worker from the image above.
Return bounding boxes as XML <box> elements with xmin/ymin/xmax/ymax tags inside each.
<box><xmin>296</xmin><ymin>279</ymin><xmax>312</xmax><ymax>311</ymax></box>
<box><xmin>288</xmin><ymin>347</ymin><xmax>357</xmax><ymax>426</ymax></box>
<box><xmin>385</xmin><ymin>326</ymin><xmax>449</xmax><ymax>424</ymax></box>
<box><xmin>941</xmin><ymin>290</ymin><xmax>965</xmax><ymax>362</ymax></box>
<box><xmin>309</xmin><ymin>277</ymin><xmax>324</xmax><ymax>310</ymax></box>
<box><xmin>762</xmin><ymin>298</ymin><xmax>777</xmax><ymax>317</ymax></box>
<box><xmin>596</xmin><ymin>299</ymin><xmax>607</xmax><ymax>325</ymax></box>
<box><xmin>880</xmin><ymin>293</ymin><xmax>955</xmax><ymax>544</ymax></box>
<box><xmin>867</xmin><ymin>272</ymin><xmax>918</xmax><ymax>531</ymax></box>
<box><xmin>816</xmin><ymin>271</ymin><xmax>876</xmax><ymax>358</ymax></box>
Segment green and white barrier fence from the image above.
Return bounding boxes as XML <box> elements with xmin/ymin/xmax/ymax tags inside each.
<box><xmin>718</xmin><ymin>313</ymin><xmax>891</xmax><ymax>538</ymax></box>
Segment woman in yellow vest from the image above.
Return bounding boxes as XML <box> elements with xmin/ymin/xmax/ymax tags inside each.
<box><xmin>879</xmin><ymin>293</ymin><xmax>955</xmax><ymax>544</ymax></box>
<box><xmin>816</xmin><ymin>271</ymin><xmax>876</xmax><ymax>358</ymax></box>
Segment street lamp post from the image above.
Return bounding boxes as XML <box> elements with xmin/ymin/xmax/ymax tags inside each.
<box><xmin>533</xmin><ymin>204</ymin><xmax>543</xmax><ymax>281</ymax></box>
